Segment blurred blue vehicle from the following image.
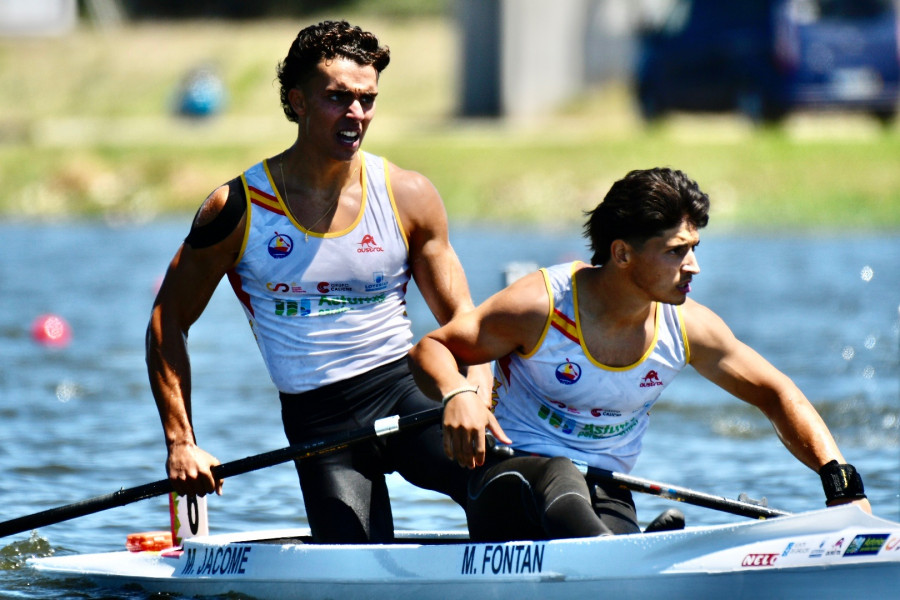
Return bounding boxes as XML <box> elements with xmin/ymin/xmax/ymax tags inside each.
<box><xmin>636</xmin><ymin>0</ymin><xmax>900</xmax><ymax>123</ymax></box>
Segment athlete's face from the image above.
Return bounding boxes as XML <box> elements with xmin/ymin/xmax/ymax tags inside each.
<box><xmin>289</xmin><ymin>57</ymin><xmax>378</xmax><ymax>161</ymax></box>
<box><xmin>627</xmin><ymin>219</ymin><xmax>700</xmax><ymax>305</ymax></box>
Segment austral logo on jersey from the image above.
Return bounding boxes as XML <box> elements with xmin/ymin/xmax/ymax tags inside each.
<box><xmin>267</xmin><ymin>232</ymin><xmax>293</xmax><ymax>259</ymax></box>
<box><xmin>554</xmin><ymin>359</ymin><xmax>581</xmax><ymax>385</ymax></box>
<box><xmin>639</xmin><ymin>370</ymin><xmax>664</xmax><ymax>388</ymax></box>
<box><xmin>357</xmin><ymin>234</ymin><xmax>384</xmax><ymax>253</ymax></box>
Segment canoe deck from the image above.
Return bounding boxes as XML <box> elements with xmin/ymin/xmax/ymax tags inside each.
<box><xmin>29</xmin><ymin>505</ymin><xmax>900</xmax><ymax>600</ymax></box>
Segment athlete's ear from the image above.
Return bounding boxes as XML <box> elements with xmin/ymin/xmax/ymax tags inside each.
<box><xmin>288</xmin><ymin>88</ymin><xmax>307</xmax><ymax>119</ymax></box>
<box><xmin>611</xmin><ymin>240</ymin><xmax>631</xmax><ymax>266</ymax></box>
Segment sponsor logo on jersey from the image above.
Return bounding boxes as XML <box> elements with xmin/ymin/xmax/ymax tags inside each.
<box><xmin>267</xmin><ymin>232</ymin><xmax>293</xmax><ymax>259</ymax></box>
<box><xmin>536</xmin><ymin>405</ymin><xmax>638</xmax><ymax>439</ymax></box>
<box><xmin>357</xmin><ymin>234</ymin><xmax>384</xmax><ymax>253</ymax></box>
<box><xmin>266</xmin><ymin>282</ymin><xmax>306</xmax><ymax>294</ymax></box>
<box><xmin>554</xmin><ymin>359</ymin><xmax>581</xmax><ymax>384</ymax></box>
<box><xmin>577</xmin><ymin>418</ymin><xmax>638</xmax><ymax>439</ymax></box>
<box><xmin>273</xmin><ymin>294</ymin><xmax>386</xmax><ymax>317</ymax></box>
<box><xmin>639</xmin><ymin>370</ymin><xmax>663</xmax><ymax>388</ymax></box>
<box><xmin>536</xmin><ymin>405</ymin><xmax>577</xmax><ymax>434</ymax></box>
<box><xmin>365</xmin><ymin>271</ymin><xmax>389</xmax><ymax>292</ymax></box>
<box><xmin>317</xmin><ymin>281</ymin><xmax>353</xmax><ymax>294</ymax></box>
<box><xmin>590</xmin><ymin>408</ymin><xmax>622</xmax><ymax>418</ymax></box>
<box><xmin>548</xmin><ymin>399</ymin><xmax>581</xmax><ymax>414</ymax></box>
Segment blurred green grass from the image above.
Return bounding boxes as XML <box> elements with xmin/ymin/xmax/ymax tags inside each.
<box><xmin>0</xmin><ymin>16</ymin><xmax>898</xmax><ymax>230</ymax></box>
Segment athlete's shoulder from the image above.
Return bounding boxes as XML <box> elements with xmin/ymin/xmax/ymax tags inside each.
<box><xmin>681</xmin><ymin>297</ymin><xmax>736</xmax><ymax>348</ymax></box>
<box><xmin>185</xmin><ymin>176</ymin><xmax>247</xmax><ymax>250</ymax></box>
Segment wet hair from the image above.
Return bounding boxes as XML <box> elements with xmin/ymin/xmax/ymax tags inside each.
<box><xmin>583</xmin><ymin>168</ymin><xmax>710</xmax><ymax>266</ymax></box>
<box><xmin>276</xmin><ymin>20</ymin><xmax>391</xmax><ymax>123</ymax></box>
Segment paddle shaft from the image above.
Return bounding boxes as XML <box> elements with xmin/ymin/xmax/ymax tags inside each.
<box><xmin>495</xmin><ymin>443</ymin><xmax>790</xmax><ymax>519</ymax></box>
<box><xmin>0</xmin><ymin>407</ymin><xmax>442</xmax><ymax>539</ymax></box>
<box><xmin>586</xmin><ymin>466</ymin><xmax>791</xmax><ymax>519</ymax></box>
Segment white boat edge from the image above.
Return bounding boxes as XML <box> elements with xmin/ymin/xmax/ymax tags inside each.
<box><xmin>28</xmin><ymin>505</ymin><xmax>900</xmax><ymax>600</ymax></box>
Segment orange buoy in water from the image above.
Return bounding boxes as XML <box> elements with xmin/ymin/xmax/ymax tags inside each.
<box><xmin>126</xmin><ymin>531</ymin><xmax>174</xmax><ymax>553</ymax></box>
<box><xmin>31</xmin><ymin>314</ymin><xmax>72</xmax><ymax>348</ymax></box>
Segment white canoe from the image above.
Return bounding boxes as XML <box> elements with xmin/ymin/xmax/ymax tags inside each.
<box><xmin>29</xmin><ymin>505</ymin><xmax>900</xmax><ymax>599</ymax></box>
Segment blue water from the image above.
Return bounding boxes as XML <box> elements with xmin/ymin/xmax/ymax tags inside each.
<box><xmin>0</xmin><ymin>220</ymin><xmax>898</xmax><ymax>599</ymax></box>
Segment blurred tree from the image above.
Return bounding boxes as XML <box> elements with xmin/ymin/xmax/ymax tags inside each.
<box><xmin>113</xmin><ymin>0</ymin><xmax>448</xmax><ymax>19</ymax></box>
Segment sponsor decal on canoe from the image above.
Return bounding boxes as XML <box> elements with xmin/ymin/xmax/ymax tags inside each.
<box><xmin>808</xmin><ymin>539</ymin><xmax>828</xmax><ymax>558</ymax></box>
<box><xmin>781</xmin><ymin>541</ymin><xmax>813</xmax><ymax>557</ymax></box>
<box><xmin>885</xmin><ymin>536</ymin><xmax>900</xmax><ymax>552</ymax></box>
<box><xmin>180</xmin><ymin>545</ymin><xmax>251</xmax><ymax>576</ymax></box>
<box><xmin>741</xmin><ymin>553</ymin><xmax>779</xmax><ymax>567</ymax></box>
<box><xmin>460</xmin><ymin>544</ymin><xmax>545</xmax><ymax>576</ymax></box>
<box><xmin>825</xmin><ymin>537</ymin><xmax>846</xmax><ymax>556</ymax></box>
<box><xmin>842</xmin><ymin>534</ymin><xmax>889</xmax><ymax>557</ymax></box>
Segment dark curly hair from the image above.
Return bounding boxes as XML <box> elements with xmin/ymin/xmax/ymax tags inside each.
<box><xmin>276</xmin><ymin>20</ymin><xmax>391</xmax><ymax>123</ymax></box>
<box><xmin>583</xmin><ymin>168</ymin><xmax>710</xmax><ymax>266</ymax></box>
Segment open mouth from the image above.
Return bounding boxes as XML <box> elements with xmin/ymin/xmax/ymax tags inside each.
<box><xmin>337</xmin><ymin>129</ymin><xmax>360</xmax><ymax>145</ymax></box>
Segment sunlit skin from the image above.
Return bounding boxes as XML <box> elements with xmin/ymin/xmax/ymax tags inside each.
<box><xmin>624</xmin><ymin>221</ymin><xmax>700</xmax><ymax>307</ymax></box>
<box><xmin>288</xmin><ymin>57</ymin><xmax>378</xmax><ymax>165</ymax></box>
<box><xmin>408</xmin><ymin>219</ymin><xmax>871</xmax><ymax>514</ymax></box>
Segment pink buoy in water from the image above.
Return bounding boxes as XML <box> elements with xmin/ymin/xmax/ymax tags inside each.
<box><xmin>31</xmin><ymin>314</ymin><xmax>72</xmax><ymax>348</ymax></box>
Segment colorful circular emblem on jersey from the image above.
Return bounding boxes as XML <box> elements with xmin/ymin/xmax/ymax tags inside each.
<box><xmin>267</xmin><ymin>232</ymin><xmax>293</xmax><ymax>259</ymax></box>
<box><xmin>554</xmin><ymin>360</ymin><xmax>582</xmax><ymax>384</ymax></box>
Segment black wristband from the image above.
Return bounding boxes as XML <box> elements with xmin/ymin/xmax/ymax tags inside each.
<box><xmin>819</xmin><ymin>460</ymin><xmax>866</xmax><ymax>504</ymax></box>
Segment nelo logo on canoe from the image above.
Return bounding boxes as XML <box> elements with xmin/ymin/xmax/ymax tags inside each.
<box><xmin>741</xmin><ymin>554</ymin><xmax>779</xmax><ymax>567</ymax></box>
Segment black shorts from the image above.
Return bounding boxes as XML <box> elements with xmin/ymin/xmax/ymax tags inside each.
<box><xmin>466</xmin><ymin>452</ymin><xmax>640</xmax><ymax>542</ymax></box>
<box><xmin>280</xmin><ymin>357</ymin><xmax>470</xmax><ymax>543</ymax></box>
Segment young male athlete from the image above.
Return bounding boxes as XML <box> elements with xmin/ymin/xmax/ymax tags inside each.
<box><xmin>409</xmin><ymin>167</ymin><xmax>871</xmax><ymax>541</ymax></box>
<box><xmin>146</xmin><ymin>20</ymin><xmax>490</xmax><ymax>543</ymax></box>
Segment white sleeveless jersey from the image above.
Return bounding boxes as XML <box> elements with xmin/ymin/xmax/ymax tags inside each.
<box><xmin>493</xmin><ymin>261</ymin><xmax>690</xmax><ymax>473</ymax></box>
<box><xmin>228</xmin><ymin>151</ymin><xmax>413</xmax><ymax>393</ymax></box>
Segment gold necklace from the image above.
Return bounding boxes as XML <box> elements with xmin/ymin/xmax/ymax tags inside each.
<box><xmin>279</xmin><ymin>159</ymin><xmax>341</xmax><ymax>243</ymax></box>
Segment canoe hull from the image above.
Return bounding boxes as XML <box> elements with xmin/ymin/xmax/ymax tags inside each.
<box><xmin>29</xmin><ymin>505</ymin><xmax>900</xmax><ymax>599</ymax></box>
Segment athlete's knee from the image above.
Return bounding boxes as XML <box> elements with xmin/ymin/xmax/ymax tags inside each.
<box><xmin>538</xmin><ymin>457</ymin><xmax>589</xmax><ymax>494</ymax></box>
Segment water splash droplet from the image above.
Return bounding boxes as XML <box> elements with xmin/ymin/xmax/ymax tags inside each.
<box><xmin>841</xmin><ymin>346</ymin><xmax>855</xmax><ymax>360</ymax></box>
<box><xmin>860</xmin><ymin>265</ymin><xmax>873</xmax><ymax>282</ymax></box>
<box><xmin>55</xmin><ymin>381</ymin><xmax>78</xmax><ymax>403</ymax></box>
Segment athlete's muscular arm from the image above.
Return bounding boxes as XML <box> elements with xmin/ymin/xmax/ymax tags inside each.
<box><xmin>388</xmin><ymin>163</ymin><xmax>494</xmax><ymax>406</ymax></box>
<box><xmin>146</xmin><ymin>182</ymin><xmax>245</xmax><ymax>497</ymax></box>
<box><xmin>409</xmin><ymin>270</ymin><xmax>550</xmax><ymax>468</ymax></box>
<box><xmin>683</xmin><ymin>299</ymin><xmax>871</xmax><ymax>513</ymax></box>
